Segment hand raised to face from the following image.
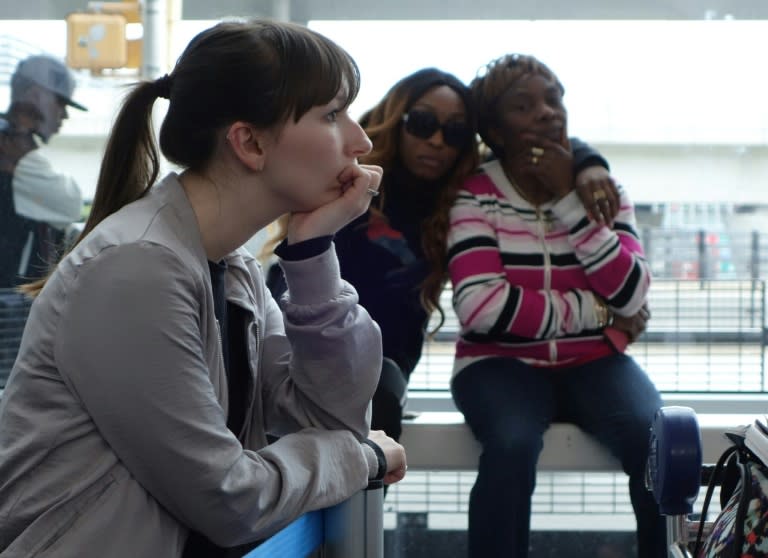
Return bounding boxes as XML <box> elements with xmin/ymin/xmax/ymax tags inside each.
<box><xmin>512</xmin><ymin>130</ymin><xmax>573</xmax><ymax>201</ymax></box>
<box><xmin>494</xmin><ymin>73</ymin><xmax>570</xmax><ymax>201</ymax></box>
<box><xmin>7</xmin><ymin>102</ymin><xmax>44</xmax><ymax>136</ymax></box>
<box><xmin>0</xmin><ymin>102</ymin><xmax>40</xmax><ymax>173</ymax></box>
<box><xmin>286</xmin><ymin>163</ymin><xmax>383</xmax><ymax>244</ymax></box>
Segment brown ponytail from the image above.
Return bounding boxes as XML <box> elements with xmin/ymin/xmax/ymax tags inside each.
<box><xmin>22</xmin><ymin>19</ymin><xmax>361</xmax><ymax>296</ymax></box>
<box><xmin>82</xmin><ymin>82</ymin><xmax>162</xmax><ymax>241</ymax></box>
<box><xmin>21</xmin><ymin>80</ymin><xmax>164</xmax><ymax>297</ymax></box>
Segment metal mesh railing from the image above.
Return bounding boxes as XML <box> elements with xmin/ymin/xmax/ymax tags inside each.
<box><xmin>0</xmin><ymin>290</ymin><xmax>31</xmax><ymax>388</ymax></box>
<box><xmin>388</xmin><ymin>471</ymin><xmax>633</xmax><ymax>517</ymax></box>
<box><xmin>412</xmin><ymin>279</ymin><xmax>766</xmax><ymax>392</ymax></box>
<box><xmin>386</xmin><ymin>470</ymin><xmax>720</xmax><ymax>526</ymax></box>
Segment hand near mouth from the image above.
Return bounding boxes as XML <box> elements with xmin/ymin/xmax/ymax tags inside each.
<box><xmin>511</xmin><ymin>132</ymin><xmax>573</xmax><ymax>200</ymax></box>
<box><xmin>519</xmin><ymin>127</ymin><xmax>567</xmax><ymax>149</ymax></box>
<box><xmin>287</xmin><ymin>163</ymin><xmax>383</xmax><ymax>244</ymax></box>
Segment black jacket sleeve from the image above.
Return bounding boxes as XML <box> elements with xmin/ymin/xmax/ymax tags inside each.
<box><xmin>571</xmin><ymin>136</ymin><xmax>609</xmax><ymax>174</ymax></box>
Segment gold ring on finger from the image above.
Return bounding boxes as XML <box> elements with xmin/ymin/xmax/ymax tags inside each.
<box><xmin>532</xmin><ymin>156</ymin><xmax>539</xmax><ymax>165</ymax></box>
<box><xmin>593</xmin><ymin>189</ymin><xmax>607</xmax><ymax>202</ymax></box>
<box><xmin>531</xmin><ymin>147</ymin><xmax>544</xmax><ymax>157</ymax></box>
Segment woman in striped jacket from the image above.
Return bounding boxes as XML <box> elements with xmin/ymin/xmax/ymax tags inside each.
<box><xmin>447</xmin><ymin>54</ymin><xmax>664</xmax><ymax>558</ymax></box>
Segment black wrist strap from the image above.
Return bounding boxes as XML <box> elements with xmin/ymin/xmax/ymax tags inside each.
<box><xmin>362</xmin><ymin>438</ymin><xmax>387</xmax><ymax>490</ymax></box>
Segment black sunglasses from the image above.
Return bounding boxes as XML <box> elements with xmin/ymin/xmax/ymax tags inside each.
<box><xmin>402</xmin><ymin>110</ymin><xmax>472</xmax><ymax>149</ymax></box>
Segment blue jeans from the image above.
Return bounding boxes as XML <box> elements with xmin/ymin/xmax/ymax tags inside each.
<box><xmin>451</xmin><ymin>354</ymin><xmax>666</xmax><ymax>558</ymax></box>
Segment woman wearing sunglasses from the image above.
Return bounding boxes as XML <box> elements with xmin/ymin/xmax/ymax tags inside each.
<box><xmin>447</xmin><ymin>54</ymin><xmax>662</xmax><ymax>557</ymax></box>
<box><xmin>324</xmin><ymin>67</ymin><xmax>621</xmax><ymax>446</ymax></box>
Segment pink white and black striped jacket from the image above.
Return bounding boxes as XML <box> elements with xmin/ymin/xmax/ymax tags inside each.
<box><xmin>447</xmin><ymin>159</ymin><xmax>650</xmax><ymax>375</ymax></box>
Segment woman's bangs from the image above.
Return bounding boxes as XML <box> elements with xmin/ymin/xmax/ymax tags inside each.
<box><xmin>288</xmin><ymin>33</ymin><xmax>360</xmax><ymax>120</ymax></box>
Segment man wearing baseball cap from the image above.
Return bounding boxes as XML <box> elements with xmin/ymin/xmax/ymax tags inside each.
<box><xmin>0</xmin><ymin>55</ymin><xmax>85</xmax><ymax>287</ymax></box>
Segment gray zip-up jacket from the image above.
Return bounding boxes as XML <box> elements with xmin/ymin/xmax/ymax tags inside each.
<box><xmin>0</xmin><ymin>173</ymin><xmax>382</xmax><ymax>557</ymax></box>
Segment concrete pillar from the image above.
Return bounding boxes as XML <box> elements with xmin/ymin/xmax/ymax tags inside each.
<box><xmin>141</xmin><ymin>0</ymin><xmax>168</xmax><ymax>79</ymax></box>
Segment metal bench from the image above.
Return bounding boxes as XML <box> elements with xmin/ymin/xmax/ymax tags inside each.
<box><xmin>400</xmin><ymin>409</ymin><xmax>754</xmax><ymax>473</ymax></box>
<box><xmin>396</xmin><ymin>396</ymin><xmax>768</xmax><ymax>536</ymax></box>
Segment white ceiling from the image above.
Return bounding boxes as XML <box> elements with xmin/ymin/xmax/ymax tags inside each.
<box><xmin>1</xmin><ymin>0</ymin><xmax>766</xmax><ymax>21</ymax></box>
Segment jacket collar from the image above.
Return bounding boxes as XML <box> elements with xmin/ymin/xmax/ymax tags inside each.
<box><xmin>154</xmin><ymin>173</ymin><xmax>260</xmax><ymax>310</ymax></box>
<box><xmin>152</xmin><ymin>172</ymin><xmax>209</xmax><ymax>268</ymax></box>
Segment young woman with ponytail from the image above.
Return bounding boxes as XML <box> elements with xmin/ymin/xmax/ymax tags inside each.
<box><xmin>0</xmin><ymin>19</ymin><xmax>405</xmax><ymax>557</ymax></box>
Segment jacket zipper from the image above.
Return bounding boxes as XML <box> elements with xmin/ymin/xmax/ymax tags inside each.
<box><xmin>239</xmin><ymin>316</ymin><xmax>259</xmax><ymax>443</ymax></box>
<box><xmin>214</xmin><ymin>318</ymin><xmax>225</xmax><ymax>370</ymax></box>
<box><xmin>535</xmin><ymin>207</ymin><xmax>557</xmax><ymax>363</ymax></box>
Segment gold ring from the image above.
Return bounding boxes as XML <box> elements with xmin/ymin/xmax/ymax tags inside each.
<box><xmin>366</xmin><ymin>188</ymin><xmax>379</xmax><ymax>197</ymax></box>
<box><xmin>532</xmin><ymin>156</ymin><xmax>539</xmax><ymax>165</ymax></box>
<box><xmin>593</xmin><ymin>190</ymin><xmax>607</xmax><ymax>202</ymax></box>
<box><xmin>531</xmin><ymin>147</ymin><xmax>544</xmax><ymax>156</ymax></box>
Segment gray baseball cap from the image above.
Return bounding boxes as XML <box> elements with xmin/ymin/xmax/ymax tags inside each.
<box><xmin>12</xmin><ymin>55</ymin><xmax>87</xmax><ymax>111</ymax></box>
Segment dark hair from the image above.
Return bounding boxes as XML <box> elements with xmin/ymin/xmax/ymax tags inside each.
<box><xmin>471</xmin><ymin>53</ymin><xmax>563</xmax><ymax>159</ymax></box>
<box><xmin>359</xmin><ymin>68</ymin><xmax>479</xmax><ymax>331</ymax></box>
<box><xmin>23</xmin><ymin>19</ymin><xmax>360</xmax><ymax>296</ymax></box>
<box><xmin>359</xmin><ymin>67</ymin><xmax>474</xmax><ymax>176</ymax></box>
<box><xmin>159</xmin><ymin>20</ymin><xmax>360</xmax><ymax>168</ymax></box>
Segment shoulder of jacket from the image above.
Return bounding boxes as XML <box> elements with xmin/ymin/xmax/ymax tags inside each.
<box><xmin>461</xmin><ymin>166</ymin><xmax>497</xmax><ymax>194</ymax></box>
